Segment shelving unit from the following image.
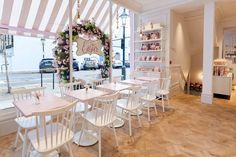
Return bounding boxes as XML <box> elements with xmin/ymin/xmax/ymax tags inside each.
<box><xmin>134</xmin><ymin>23</ymin><xmax>166</xmax><ymax>76</ymax></box>
<box><xmin>213</xmin><ymin>59</ymin><xmax>232</xmax><ymax>98</ymax></box>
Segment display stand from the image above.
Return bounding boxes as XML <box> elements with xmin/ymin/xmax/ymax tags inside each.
<box><xmin>134</xmin><ymin>23</ymin><xmax>166</xmax><ymax>77</ymax></box>
<box><xmin>213</xmin><ymin>59</ymin><xmax>232</xmax><ymax>99</ymax></box>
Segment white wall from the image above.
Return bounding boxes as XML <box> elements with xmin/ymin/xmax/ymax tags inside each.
<box><xmin>8</xmin><ymin>36</ymin><xmax>55</xmax><ymax>72</ymax></box>
<box><xmin>190</xmin><ymin>53</ymin><xmax>203</xmax><ymax>83</ymax></box>
<box><xmin>170</xmin><ymin>11</ymin><xmax>191</xmax><ymax>78</ymax></box>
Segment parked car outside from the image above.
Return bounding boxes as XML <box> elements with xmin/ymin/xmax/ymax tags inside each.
<box><xmin>39</xmin><ymin>58</ymin><xmax>56</xmax><ymax>73</ymax></box>
<box><xmin>73</xmin><ymin>59</ymin><xmax>79</xmax><ymax>71</ymax></box>
<box><xmin>112</xmin><ymin>60</ymin><xmax>122</xmax><ymax>69</ymax></box>
<box><xmin>83</xmin><ymin>59</ymin><xmax>99</xmax><ymax>70</ymax></box>
<box><xmin>39</xmin><ymin>58</ymin><xmax>79</xmax><ymax>73</ymax></box>
<box><xmin>125</xmin><ymin>60</ymin><xmax>130</xmax><ymax>68</ymax></box>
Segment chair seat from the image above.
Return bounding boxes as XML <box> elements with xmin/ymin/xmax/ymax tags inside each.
<box><xmin>116</xmin><ymin>99</ymin><xmax>139</xmax><ymax>111</ymax></box>
<box><xmin>82</xmin><ymin>109</ymin><xmax>117</xmax><ymax>127</ymax></box>
<box><xmin>156</xmin><ymin>90</ymin><xmax>169</xmax><ymax>95</ymax></box>
<box><xmin>140</xmin><ymin>94</ymin><xmax>156</xmax><ymax>102</ymax></box>
<box><xmin>15</xmin><ymin>116</ymin><xmax>51</xmax><ymax>129</ymax></box>
<box><xmin>75</xmin><ymin>102</ymin><xmax>91</xmax><ymax>113</ymax></box>
<box><xmin>28</xmin><ymin>123</ymin><xmax>74</xmax><ymax>153</ymax></box>
<box><xmin>119</xmin><ymin>90</ymin><xmax>133</xmax><ymax>96</ymax></box>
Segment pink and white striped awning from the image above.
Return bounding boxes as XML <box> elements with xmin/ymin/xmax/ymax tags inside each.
<box><xmin>0</xmin><ymin>0</ymin><xmax>120</xmax><ymax>39</ymax></box>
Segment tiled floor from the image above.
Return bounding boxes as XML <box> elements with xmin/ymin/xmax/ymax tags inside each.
<box><xmin>1</xmin><ymin>93</ymin><xmax>236</xmax><ymax>157</ymax></box>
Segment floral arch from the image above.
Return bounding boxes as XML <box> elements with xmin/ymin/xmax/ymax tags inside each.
<box><xmin>53</xmin><ymin>20</ymin><xmax>110</xmax><ymax>82</ymax></box>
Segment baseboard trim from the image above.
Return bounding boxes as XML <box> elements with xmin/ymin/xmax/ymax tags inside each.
<box><xmin>201</xmin><ymin>93</ymin><xmax>213</xmax><ymax>105</ymax></box>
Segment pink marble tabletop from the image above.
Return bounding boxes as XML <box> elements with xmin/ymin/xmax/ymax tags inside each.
<box><xmin>13</xmin><ymin>95</ymin><xmax>69</xmax><ymax>117</ymax></box>
<box><xmin>97</xmin><ymin>82</ymin><xmax>131</xmax><ymax>92</ymax></box>
<box><xmin>66</xmin><ymin>88</ymin><xmax>108</xmax><ymax>102</ymax></box>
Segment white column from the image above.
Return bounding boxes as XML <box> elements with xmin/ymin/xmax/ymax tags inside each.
<box><xmin>69</xmin><ymin>0</ymin><xmax>73</xmax><ymax>83</ymax></box>
<box><xmin>201</xmin><ymin>0</ymin><xmax>215</xmax><ymax>104</ymax></box>
<box><xmin>109</xmin><ymin>0</ymin><xmax>113</xmax><ymax>82</ymax></box>
<box><xmin>130</xmin><ymin>11</ymin><xmax>134</xmax><ymax>72</ymax></box>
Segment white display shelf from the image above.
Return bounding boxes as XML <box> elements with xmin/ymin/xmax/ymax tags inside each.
<box><xmin>134</xmin><ymin>50</ymin><xmax>162</xmax><ymax>53</ymax></box>
<box><xmin>134</xmin><ymin>39</ymin><xmax>162</xmax><ymax>43</ymax></box>
<box><xmin>137</xmin><ymin>28</ymin><xmax>162</xmax><ymax>33</ymax></box>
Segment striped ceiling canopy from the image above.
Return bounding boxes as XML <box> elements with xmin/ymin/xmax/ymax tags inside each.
<box><xmin>0</xmin><ymin>0</ymin><xmax>121</xmax><ymax>39</ymax></box>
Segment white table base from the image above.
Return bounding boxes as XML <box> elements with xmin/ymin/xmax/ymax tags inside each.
<box><xmin>130</xmin><ymin>109</ymin><xmax>143</xmax><ymax>116</ymax></box>
<box><xmin>30</xmin><ymin>150</ymin><xmax>58</xmax><ymax>157</ymax></box>
<box><xmin>113</xmin><ymin>118</ymin><xmax>125</xmax><ymax>128</ymax></box>
<box><xmin>73</xmin><ymin>130</ymin><xmax>98</xmax><ymax>146</ymax></box>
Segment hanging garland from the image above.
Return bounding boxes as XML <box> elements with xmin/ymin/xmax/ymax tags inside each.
<box><xmin>53</xmin><ymin>20</ymin><xmax>110</xmax><ymax>82</ymax></box>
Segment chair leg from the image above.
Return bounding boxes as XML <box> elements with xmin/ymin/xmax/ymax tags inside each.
<box><xmin>111</xmin><ymin>123</ymin><xmax>118</xmax><ymax>148</ymax></box>
<box><xmin>137</xmin><ymin>109</ymin><xmax>142</xmax><ymax>127</ymax></box>
<box><xmin>128</xmin><ymin>113</ymin><xmax>132</xmax><ymax>136</ymax></box>
<box><xmin>162</xmin><ymin>95</ymin><xmax>165</xmax><ymax>112</ymax></box>
<box><xmin>154</xmin><ymin>102</ymin><xmax>158</xmax><ymax>116</ymax></box>
<box><xmin>14</xmin><ymin>127</ymin><xmax>21</xmax><ymax>148</ymax></box>
<box><xmin>166</xmin><ymin>94</ymin><xmax>169</xmax><ymax>106</ymax></box>
<box><xmin>26</xmin><ymin>143</ymin><xmax>32</xmax><ymax>157</ymax></box>
<box><xmin>22</xmin><ymin>129</ymin><xmax>28</xmax><ymax>157</ymax></box>
<box><xmin>67</xmin><ymin>142</ymin><xmax>74</xmax><ymax>157</ymax></box>
<box><xmin>98</xmin><ymin>129</ymin><xmax>102</xmax><ymax>157</ymax></box>
<box><xmin>147</xmin><ymin>104</ymin><xmax>150</xmax><ymax>121</ymax></box>
<box><xmin>72</xmin><ymin>115</ymin><xmax>78</xmax><ymax>133</ymax></box>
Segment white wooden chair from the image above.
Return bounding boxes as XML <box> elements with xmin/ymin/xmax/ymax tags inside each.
<box><xmin>117</xmin><ymin>86</ymin><xmax>142</xmax><ymax>136</ymax></box>
<box><xmin>91</xmin><ymin>78</ymin><xmax>105</xmax><ymax>89</ymax></box>
<box><xmin>79</xmin><ymin>92</ymin><xmax>119</xmax><ymax>157</ymax></box>
<box><xmin>156</xmin><ymin>77</ymin><xmax>171</xmax><ymax>112</ymax></box>
<box><xmin>140</xmin><ymin>82</ymin><xmax>158</xmax><ymax>121</ymax></box>
<box><xmin>12</xmin><ymin>87</ymin><xmax>51</xmax><ymax>157</ymax></box>
<box><xmin>59</xmin><ymin>82</ymin><xmax>91</xmax><ymax>113</ymax></box>
<box><xmin>119</xmin><ymin>88</ymin><xmax>133</xmax><ymax>98</ymax></box>
<box><xmin>26</xmin><ymin>100</ymin><xmax>78</xmax><ymax>157</ymax></box>
<box><xmin>112</xmin><ymin>76</ymin><xmax>122</xmax><ymax>82</ymax></box>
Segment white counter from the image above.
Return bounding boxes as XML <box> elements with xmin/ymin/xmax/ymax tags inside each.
<box><xmin>213</xmin><ymin>74</ymin><xmax>232</xmax><ymax>96</ymax></box>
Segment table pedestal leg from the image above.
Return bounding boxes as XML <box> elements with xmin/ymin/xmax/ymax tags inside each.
<box><xmin>73</xmin><ymin>130</ymin><xmax>98</xmax><ymax>146</ymax></box>
<box><xmin>112</xmin><ymin>118</ymin><xmax>125</xmax><ymax>128</ymax></box>
<box><xmin>130</xmin><ymin>109</ymin><xmax>143</xmax><ymax>116</ymax></box>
